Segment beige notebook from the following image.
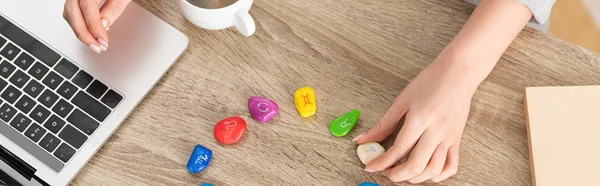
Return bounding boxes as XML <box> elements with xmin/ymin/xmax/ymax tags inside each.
<box><xmin>525</xmin><ymin>86</ymin><xmax>600</xmax><ymax>186</ymax></box>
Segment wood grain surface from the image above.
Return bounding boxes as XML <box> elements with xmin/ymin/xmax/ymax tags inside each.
<box><xmin>70</xmin><ymin>0</ymin><xmax>600</xmax><ymax>185</ymax></box>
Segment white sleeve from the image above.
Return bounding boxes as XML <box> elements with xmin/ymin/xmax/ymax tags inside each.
<box><xmin>516</xmin><ymin>0</ymin><xmax>557</xmax><ymax>24</ymax></box>
<box><xmin>464</xmin><ymin>0</ymin><xmax>557</xmax><ymax>24</ymax></box>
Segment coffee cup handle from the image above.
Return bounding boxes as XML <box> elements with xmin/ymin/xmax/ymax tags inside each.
<box><xmin>234</xmin><ymin>11</ymin><xmax>255</xmax><ymax>36</ymax></box>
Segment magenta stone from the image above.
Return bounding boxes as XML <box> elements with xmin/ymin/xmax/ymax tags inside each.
<box><xmin>248</xmin><ymin>96</ymin><xmax>279</xmax><ymax>123</ymax></box>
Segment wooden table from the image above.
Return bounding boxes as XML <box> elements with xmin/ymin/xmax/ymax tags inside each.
<box><xmin>71</xmin><ymin>0</ymin><xmax>600</xmax><ymax>185</ymax></box>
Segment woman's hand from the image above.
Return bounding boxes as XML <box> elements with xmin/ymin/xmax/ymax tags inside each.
<box><xmin>63</xmin><ymin>0</ymin><xmax>131</xmax><ymax>53</ymax></box>
<box><xmin>354</xmin><ymin>0</ymin><xmax>533</xmax><ymax>183</ymax></box>
<box><xmin>354</xmin><ymin>56</ymin><xmax>477</xmax><ymax>183</ymax></box>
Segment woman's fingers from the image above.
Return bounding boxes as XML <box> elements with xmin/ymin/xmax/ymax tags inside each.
<box><xmin>99</xmin><ymin>0</ymin><xmax>132</xmax><ymax>30</ymax></box>
<box><xmin>63</xmin><ymin>0</ymin><xmax>102</xmax><ymax>53</ymax></box>
<box><xmin>79</xmin><ymin>0</ymin><xmax>108</xmax><ymax>51</ymax></box>
<box><xmin>430</xmin><ymin>145</ymin><xmax>460</xmax><ymax>183</ymax></box>
<box><xmin>354</xmin><ymin>97</ymin><xmax>408</xmax><ymax>144</ymax></box>
<box><xmin>364</xmin><ymin>111</ymin><xmax>427</xmax><ymax>172</ymax></box>
<box><xmin>383</xmin><ymin>128</ymin><xmax>441</xmax><ymax>182</ymax></box>
<box><xmin>406</xmin><ymin>142</ymin><xmax>449</xmax><ymax>183</ymax></box>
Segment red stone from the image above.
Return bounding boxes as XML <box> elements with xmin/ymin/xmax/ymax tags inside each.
<box><xmin>213</xmin><ymin>116</ymin><xmax>247</xmax><ymax>144</ymax></box>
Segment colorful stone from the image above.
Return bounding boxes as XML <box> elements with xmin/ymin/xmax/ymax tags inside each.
<box><xmin>294</xmin><ymin>87</ymin><xmax>316</xmax><ymax>118</ymax></box>
<box><xmin>359</xmin><ymin>182</ymin><xmax>380</xmax><ymax>186</ymax></box>
<box><xmin>356</xmin><ymin>142</ymin><xmax>385</xmax><ymax>165</ymax></box>
<box><xmin>214</xmin><ymin>116</ymin><xmax>247</xmax><ymax>144</ymax></box>
<box><xmin>201</xmin><ymin>183</ymin><xmax>214</xmax><ymax>186</ymax></box>
<box><xmin>328</xmin><ymin>110</ymin><xmax>360</xmax><ymax>137</ymax></box>
<box><xmin>248</xmin><ymin>96</ymin><xmax>279</xmax><ymax>123</ymax></box>
<box><xmin>186</xmin><ymin>144</ymin><xmax>213</xmax><ymax>174</ymax></box>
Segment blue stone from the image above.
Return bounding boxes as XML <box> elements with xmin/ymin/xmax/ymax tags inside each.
<box><xmin>359</xmin><ymin>182</ymin><xmax>379</xmax><ymax>186</ymax></box>
<box><xmin>201</xmin><ymin>183</ymin><xmax>214</xmax><ymax>186</ymax></box>
<box><xmin>186</xmin><ymin>144</ymin><xmax>213</xmax><ymax>174</ymax></box>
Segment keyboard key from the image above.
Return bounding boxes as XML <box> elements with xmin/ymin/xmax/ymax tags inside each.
<box><xmin>0</xmin><ymin>42</ymin><xmax>20</xmax><ymax>61</ymax></box>
<box><xmin>44</xmin><ymin>115</ymin><xmax>65</xmax><ymax>134</ymax></box>
<box><xmin>14</xmin><ymin>52</ymin><xmax>34</xmax><ymax>70</ymax></box>
<box><xmin>101</xmin><ymin>89</ymin><xmax>122</xmax><ymax>109</ymax></box>
<box><xmin>58</xmin><ymin>124</ymin><xmax>87</xmax><ymax>149</ymax></box>
<box><xmin>0</xmin><ymin>17</ymin><xmax>34</xmax><ymax>45</ymax></box>
<box><xmin>10</xmin><ymin>113</ymin><xmax>31</xmax><ymax>132</ymax></box>
<box><xmin>54</xmin><ymin>59</ymin><xmax>78</xmax><ymax>79</ymax></box>
<box><xmin>1</xmin><ymin>85</ymin><xmax>21</xmax><ymax>104</ymax></box>
<box><xmin>29</xmin><ymin>105</ymin><xmax>50</xmax><ymax>124</ymax></box>
<box><xmin>52</xmin><ymin>99</ymin><xmax>74</xmax><ymax>118</ymax></box>
<box><xmin>28</xmin><ymin>62</ymin><xmax>48</xmax><ymax>80</ymax></box>
<box><xmin>0</xmin><ymin>17</ymin><xmax>60</xmax><ymax>67</ymax></box>
<box><xmin>53</xmin><ymin>143</ymin><xmax>75</xmax><ymax>163</ymax></box>
<box><xmin>9</xmin><ymin>70</ymin><xmax>30</xmax><ymax>88</ymax></box>
<box><xmin>0</xmin><ymin>60</ymin><xmax>16</xmax><ymax>78</ymax></box>
<box><xmin>72</xmin><ymin>91</ymin><xmax>110</xmax><ymax>122</ymax></box>
<box><xmin>23</xmin><ymin>80</ymin><xmax>44</xmax><ymax>98</ymax></box>
<box><xmin>0</xmin><ymin>77</ymin><xmax>7</xmax><ymax>91</ymax></box>
<box><xmin>72</xmin><ymin>71</ymin><xmax>92</xmax><ymax>89</ymax></box>
<box><xmin>38</xmin><ymin>89</ymin><xmax>58</xmax><ymax>108</ymax></box>
<box><xmin>56</xmin><ymin>81</ymin><xmax>76</xmax><ymax>99</ymax></box>
<box><xmin>86</xmin><ymin>80</ymin><xmax>107</xmax><ymax>99</ymax></box>
<box><xmin>24</xmin><ymin>124</ymin><xmax>46</xmax><ymax>142</ymax></box>
<box><xmin>0</xmin><ymin>103</ymin><xmax>17</xmax><ymax>122</ymax></box>
<box><xmin>39</xmin><ymin>134</ymin><xmax>61</xmax><ymax>153</ymax></box>
<box><xmin>42</xmin><ymin>71</ymin><xmax>63</xmax><ymax>90</ymax></box>
<box><xmin>15</xmin><ymin>95</ymin><xmax>35</xmax><ymax>114</ymax></box>
<box><xmin>0</xmin><ymin>36</ymin><xmax>5</xmax><ymax>47</ymax></box>
<box><xmin>67</xmin><ymin>109</ymin><xmax>99</xmax><ymax>135</ymax></box>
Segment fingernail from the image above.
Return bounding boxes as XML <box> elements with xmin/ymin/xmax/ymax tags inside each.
<box><xmin>365</xmin><ymin>169</ymin><xmax>376</xmax><ymax>173</ymax></box>
<box><xmin>88</xmin><ymin>44</ymin><xmax>101</xmax><ymax>53</ymax></box>
<box><xmin>106</xmin><ymin>27</ymin><xmax>110</xmax><ymax>31</ymax></box>
<box><xmin>101</xmin><ymin>18</ymin><xmax>109</xmax><ymax>30</ymax></box>
<box><xmin>352</xmin><ymin>133</ymin><xmax>364</xmax><ymax>142</ymax></box>
<box><xmin>97</xmin><ymin>38</ymin><xmax>108</xmax><ymax>51</ymax></box>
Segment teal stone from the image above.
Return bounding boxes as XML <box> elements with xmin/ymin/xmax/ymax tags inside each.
<box><xmin>329</xmin><ymin>110</ymin><xmax>360</xmax><ymax>137</ymax></box>
<box><xmin>359</xmin><ymin>182</ymin><xmax>379</xmax><ymax>186</ymax></box>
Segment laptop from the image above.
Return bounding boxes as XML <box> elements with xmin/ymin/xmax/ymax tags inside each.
<box><xmin>525</xmin><ymin>86</ymin><xmax>600</xmax><ymax>186</ymax></box>
<box><xmin>0</xmin><ymin>1</ymin><xmax>188</xmax><ymax>185</ymax></box>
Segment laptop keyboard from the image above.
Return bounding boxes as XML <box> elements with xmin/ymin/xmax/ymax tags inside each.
<box><xmin>0</xmin><ymin>14</ymin><xmax>123</xmax><ymax>172</ymax></box>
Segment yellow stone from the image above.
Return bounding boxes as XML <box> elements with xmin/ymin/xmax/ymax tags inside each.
<box><xmin>294</xmin><ymin>87</ymin><xmax>316</xmax><ymax>118</ymax></box>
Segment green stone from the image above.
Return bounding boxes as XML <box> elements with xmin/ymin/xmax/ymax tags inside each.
<box><xmin>329</xmin><ymin>110</ymin><xmax>360</xmax><ymax>137</ymax></box>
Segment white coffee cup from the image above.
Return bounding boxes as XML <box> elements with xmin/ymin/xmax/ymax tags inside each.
<box><xmin>177</xmin><ymin>0</ymin><xmax>256</xmax><ymax>36</ymax></box>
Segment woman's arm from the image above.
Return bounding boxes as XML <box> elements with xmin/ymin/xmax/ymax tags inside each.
<box><xmin>441</xmin><ymin>0</ymin><xmax>533</xmax><ymax>90</ymax></box>
<box><xmin>354</xmin><ymin>0</ymin><xmax>534</xmax><ymax>183</ymax></box>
